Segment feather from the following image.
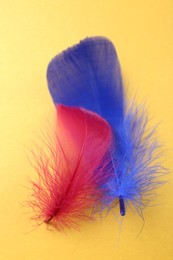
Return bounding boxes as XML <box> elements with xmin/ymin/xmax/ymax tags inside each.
<box><xmin>27</xmin><ymin>105</ymin><xmax>113</xmax><ymax>230</ymax></box>
<box><xmin>47</xmin><ymin>37</ymin><xmax>167</xmax><ymax>217</ymax></box>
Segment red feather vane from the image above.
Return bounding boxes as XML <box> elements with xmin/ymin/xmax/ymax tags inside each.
<box><xmin>28</xmin><ymin>105</ymin><xmax>113</xmax><ymax>230</ymax></box>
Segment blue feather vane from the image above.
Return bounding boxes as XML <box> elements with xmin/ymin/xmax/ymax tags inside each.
<box><xmin>47</xmin><ymin>37</ymin><xmax>166</xmax><ymax>218</ymax></box>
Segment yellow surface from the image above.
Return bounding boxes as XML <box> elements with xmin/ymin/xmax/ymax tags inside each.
<box><xmin>0</xmin><ymin>1</ymin><xmax>173</xmax><ymax>259</ymax></box>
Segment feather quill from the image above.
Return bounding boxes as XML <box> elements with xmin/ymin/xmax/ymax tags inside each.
<box><xmin>28</xmin><ymin>105</ymin><xmax>113</xmax><ymax>230</ymax></box>
<box><xmin>47</xmin><ymin>37</ymin><xmax>166</xmax><ymax>216</ymax></box>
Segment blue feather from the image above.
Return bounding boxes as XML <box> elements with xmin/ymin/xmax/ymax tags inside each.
<box><xmin>47</xmin><ymin>37</ymin><xmax>166</xmax><ymax>216</ymax></box>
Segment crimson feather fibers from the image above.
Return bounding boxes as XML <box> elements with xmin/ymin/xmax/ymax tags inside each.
<box><xmin>28</xmin><ymin>105</ymin><xmax>113</xmax><ymax>230</ymax></box>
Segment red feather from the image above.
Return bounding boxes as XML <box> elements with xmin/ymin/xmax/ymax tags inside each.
<box><xmin>28</xmin><ymin>105</ymin><xmax>112</xmax><ymax>230</ymax></box>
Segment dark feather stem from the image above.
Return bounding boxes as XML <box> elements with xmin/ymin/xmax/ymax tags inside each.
<box><xmin>119</xmin><ymin>196</ymin><xmax>125</xmax><ymax>216</ymax></box>
<box><xmin>44</xmin><ymin>217</ymin><xmax>53</xmax><ymax>223</ymax></box>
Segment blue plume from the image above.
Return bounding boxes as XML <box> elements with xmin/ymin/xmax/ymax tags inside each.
<box><xmin>47</xmin><ymin>37</ymin><xmax>167</xmax><ymax>217</ymax></box>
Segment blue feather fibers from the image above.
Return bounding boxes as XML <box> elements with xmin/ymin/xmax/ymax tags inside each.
<box><xmin>47</xmin><ymin>37</ymin><xmax>166</xmax><ymax>216</ymax></box>
<box><xmin>47</xmin><ymin>37</ymin><xmax>124</xmax><ymax>127</ymax></box>
<box><xmin>102</xmin><ymin>103</ymin><xmax>165</xmax><ymax>215</ymax></box>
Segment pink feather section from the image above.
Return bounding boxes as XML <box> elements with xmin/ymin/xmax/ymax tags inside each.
<box><xmin>27</xmin><ymin>105</ymin><xmax>113</xmax><ymax>230</ymax></box>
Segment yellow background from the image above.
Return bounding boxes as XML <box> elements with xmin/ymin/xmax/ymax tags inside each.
<box><xmin>0</xmin><ymin>1</ymin><xmax>173</xmax><ymax>259</ymax></box>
